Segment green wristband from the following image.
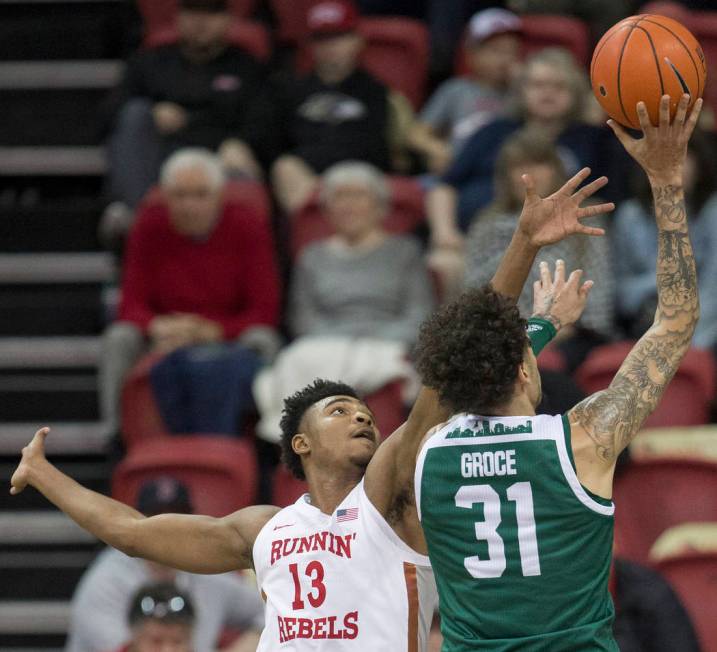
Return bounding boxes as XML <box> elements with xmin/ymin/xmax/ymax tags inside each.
<box><xmin>527</xmin><ymin>317</ymin><xmax>557</xmax><ymax>356</ymax></box>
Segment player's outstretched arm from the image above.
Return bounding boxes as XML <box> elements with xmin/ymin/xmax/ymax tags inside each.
<box><xmin>11</xmin><ymin>428</ymin><xmax>279</xmax><ymax>573</ymax></box>
<box><xmin>570</xmin><ymin>94</ymin><xmax>702</xmax><ymax>467</ymax></box>
<box><xmin>364</xmin><ymin>169</ymin><xmax>611</xmax><ymax>533</ymax></box>
<box><xmin>490</xmin><ymin>166</ymin><xmax>614</xmax><ymax>300</ymax></box>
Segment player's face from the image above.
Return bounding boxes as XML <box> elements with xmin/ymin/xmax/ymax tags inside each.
<box><xmin>325</xmin><ymin>183</ymin><xmax>385</xmax><ymax>243</ymax></box>
<box><xmin>299</xmin><ymin>396</ymin><xmax>380</xmax><ymax>475</ymax></box>
<box><xmin>467</xmin><ymin>33</ymin><xmax>521</xmax><ymax>89</ymax></box>
<box><xmin>132</xmin><ymin>620</ymin><xmax>193</xmax><ymax>652</ymax></box>
<box><xmin>523</xmin><ymin>62</ymin><xmax>574</xmax><ymax>122</ymax></box>
<box><xmin>165</xmin><ymin>166</ymin><xmax>222</xmax><ymax>238</ymax></box>
<box><xmin>178</xmin><ymin>10</ymin><xmax>230</xmax><ymax>54</ymax></box>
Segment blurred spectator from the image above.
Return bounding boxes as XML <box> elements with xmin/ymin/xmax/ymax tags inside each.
<box><xmin>115</xmin><ymin>582</ymin><xmax>195</xmax><ymax>652</ymax></box>
<box><xmin>66</xmin><ymin>478</ymin><xmax>264</xmax><ymax>652</ymax></box>
<box><xmin>254</xmin><ymin>162</ymin><xmax>434</xmax><ymax>440</ymax></box>
<box><xmin>101</xmin><ymin>0</ymin><xmax>266</xmax><ymax>244</ymax></box>
<box><xmin>99</xmin><ymin>149</ymin><xmax>280</xmax><ymax>436</ymax></box>
<box><xmin>610</xmin><ymin>557</ymin><xmax>701</xmax><ymax>652</ymax></box>
<box><xmin>265</xmin><ymin>0</ymin><xmax>402</xmax><ymax>214</ymax></box>
<box><xmin>613</xmin><ymin>129</ymin><xmax>717</xmax><ymax>347</ymax></box>
<box><xmin>465</xmin><ymin>129</ymin><xmax>614</xmax><ymax>370</ymax></box>
<box><xmin>409</xmin><ymin>8</ymin><xmax>522</xmax><ymax>174</ymax></box>
<box><xmin>426</xmin><ymin>47</ymin><xmax>625</xmax><ymax>248</ymax></box>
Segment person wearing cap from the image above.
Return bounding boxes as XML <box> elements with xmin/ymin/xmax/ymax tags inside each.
<box><xmin>65</xmin><ymin>477</ymin><xmax>264</xmax><ymax>652</ymax></box>
<box><xmin>267</xmin><ymin>0</ymin><xmax>397</xmax><ymax>215</ymax></box>
<box><xmin>101</xmin><ymin>0</ymin><xmax>266</xmax><ymax>245</ymax></box>
<box><xmin>114</xmin><ymin>582</ymin><xmax>195</xmax><ymax>652</ymax></box>
<box><xmin>409</xmin><ymin>8</ymin><xmax>523</xmax><ymax>176</ymax></box>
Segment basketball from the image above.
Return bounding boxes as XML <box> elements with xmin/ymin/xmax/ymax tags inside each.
<box><xmin>590</xmin><ymin>14</ymin><xmax>707</xmax><ymax>128</ymax></box>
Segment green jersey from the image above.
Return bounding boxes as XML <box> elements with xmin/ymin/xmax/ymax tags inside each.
<box><xmin>416</xmin><ymin>413</ymin><xmax>617</xmax><ymax>651</ymax></box>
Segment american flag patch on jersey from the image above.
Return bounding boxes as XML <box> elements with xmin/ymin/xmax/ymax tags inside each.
<box><xmin>336</xmin><ymin>507</ymin><xmax>359</xmax><ymax>522</ymax></box>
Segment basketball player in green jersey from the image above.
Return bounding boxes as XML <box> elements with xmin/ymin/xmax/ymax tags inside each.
<box><xmin>413</xmin><ymin>93</ymin><xmax>703</xmax><ymax>652</ymax></box>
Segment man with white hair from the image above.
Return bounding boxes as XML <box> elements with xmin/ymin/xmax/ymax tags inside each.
<box><xmin>99</xmin><ymin>148</ymin><xmax>281</xmax><ymax>437</ymax></box>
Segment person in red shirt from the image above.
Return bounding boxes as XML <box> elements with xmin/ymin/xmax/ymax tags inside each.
<box><xmin>112</xmin><ymin>582</ymin><xmax>195</xmax><ymax>652</ymax></box>
<box><xmin>100</xmin><ymin>148</ymin><xmax>281</xmax><ymax>435</ymax></box>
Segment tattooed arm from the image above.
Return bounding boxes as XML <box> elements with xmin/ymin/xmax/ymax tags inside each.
<box><xmin>569</xmin><ymin>95</ymin><xmax>702</xmax><ymax>495</ymax></box>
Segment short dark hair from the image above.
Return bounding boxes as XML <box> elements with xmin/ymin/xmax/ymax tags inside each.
<box><xmin>414</xmin><ymin>286</ymin><xmax>528</xmax><ymax>415</ymax></box>
<box><xmin>128</xmin><ymin>582</ymin><xmax>195</xmax><ymax>627</ymax></box>
<box><xmin>280</xmin><ymin>379</ymin><xmax>360</xmax><ymax>480</ymax></box>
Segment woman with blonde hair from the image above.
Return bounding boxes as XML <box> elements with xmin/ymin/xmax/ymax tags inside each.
<box><xmin>427</xmin><ymin>47</ymin><xmax>628</xmax><ymax>250</ymax></box>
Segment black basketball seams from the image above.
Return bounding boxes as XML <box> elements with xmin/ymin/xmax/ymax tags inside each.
<box><xmin>635</xmin><ymin>25</ymin><xmax>666</xmax><ymax>97</ymax></box>
<box><xmin>590</xmin><ymin>19</ymin><xmax>637</xmax><ymax>81</ymax></box>
<box><xmin>640</xmin><ymin>17</ymin><xmax>703</xmax><ymax>99</ymax></box>
<box><xmin>665</xmin><ymin>57</ymin><xmax>692</xmax><ymax>96</ymax></box>
<box><xmin>616</xmin><ymin>20</ymin><xmax>643</xmax><ymax>128</ymax></box>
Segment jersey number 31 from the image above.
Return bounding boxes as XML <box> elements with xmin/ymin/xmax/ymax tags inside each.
<box><xmin>456</xmin><ymin>482</ymin><xmax>541</xmax><ymax>579</ymax></box>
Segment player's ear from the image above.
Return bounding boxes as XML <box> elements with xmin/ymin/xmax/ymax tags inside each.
<box><xmin>517</xmin><ymin>360</ymin><xmax>530</xmax><ymax>387</ymax></box>
<box><xmin>292</xmin><ymin>432</ymin><xmax>310</xmax><ymax>456</ymax></box>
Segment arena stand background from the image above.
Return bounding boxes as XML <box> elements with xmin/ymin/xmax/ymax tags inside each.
<box><xmin>1</xmin><ymin>1</ymin><xmax>717</xmax><ymax>650</ymax></box>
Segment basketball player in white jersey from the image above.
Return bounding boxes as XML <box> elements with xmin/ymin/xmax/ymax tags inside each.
<box><xmin>10</xmin><ymin>166</ymin><xmax>613</xmax><ymax>650</ymax></box>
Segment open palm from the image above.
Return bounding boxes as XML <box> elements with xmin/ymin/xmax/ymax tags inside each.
<box><xmin>518</xmin><ymin>167</ymin><xmax>615</xmax><ymax>248</ymax></box>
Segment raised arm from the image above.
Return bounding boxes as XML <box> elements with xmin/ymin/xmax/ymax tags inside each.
<box><xmin>570</xmin><ymin>95</ymin><xmax>702</xmax><ymax>475</ymax></box>
<box><xmin>365</xmin><ymin>168</ymin><xmax>613</xmax><ymax>532</ymax></box>
<box><xmin>11</xmin><ymin>428</ymin><xmax>278</xmax><ymax>573</ymax></box>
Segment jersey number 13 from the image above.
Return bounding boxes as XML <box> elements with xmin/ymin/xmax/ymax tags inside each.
<box><xmin>455</xmin><ymin>482</ymin><xmax>541</xmax><ymax>579</ymax></box>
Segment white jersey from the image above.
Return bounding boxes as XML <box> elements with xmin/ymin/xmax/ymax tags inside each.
<box><xmin>253</xmin><ymin>479</ymin><xmax>437</xmax><ymax>651</ymax></box>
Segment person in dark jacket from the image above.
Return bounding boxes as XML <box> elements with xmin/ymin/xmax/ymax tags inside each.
<box><xmin>268</xmin><ymin>0</ymin><xmax>394</xmax><ymax>215</ymax></box>
<box><xmin>103</xmin><ymin>0</ymin><xmax>266</xmax><ymax>230</ymax></box>
<box><xmin>611</xmin><ymin>557</ymin><xmax>701</xmax><ymax>652</ymax></box>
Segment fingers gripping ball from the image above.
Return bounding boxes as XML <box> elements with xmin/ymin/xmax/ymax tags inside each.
<box><xmin>591</xmin><ymin>14</ymin><xmax>706</xmax><ymax>128</ymax></box>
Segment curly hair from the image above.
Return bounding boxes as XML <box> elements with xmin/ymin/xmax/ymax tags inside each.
<box><xmin>414</xmin><ymin>286</ymin><xmax>528</xmax><ymax>415</ymax></box>
<box><xmin>280</xmin><ymin>379</ymin><xmax>360</xmax><ymax>480</ymax></box>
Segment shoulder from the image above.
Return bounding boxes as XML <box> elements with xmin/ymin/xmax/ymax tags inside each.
<box><xmin>428</xmin><ymin>77</ymin><xmax>473</xmax><ymax>100</ymax></box>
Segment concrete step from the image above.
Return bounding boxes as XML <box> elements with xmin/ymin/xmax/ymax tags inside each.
<box><xmin>0</xmin><ymin>60</ymin><xmax>122</xmax><ymax>89</ymax></box>
<box><xmin>0</xmin><ymin>600</ymin><xmax>70</xmax><ymax>634</ymax></box>
<box><xmin>0</xmin><ymin>422</ymin><xmax>110</xmax><ymax>455</ymax></box>
<box><xmin>0</xmin><ymin>512</ymin><xmax>96</xmax><ymax>545</ymax></box>
<box><xmin>0</xmin><ymin>337</ymin><xmax>100</xmax><ymax>368</ymax></box>
<box><xmin>0</xmin><ymin>147</ymin><xmax>105</xmax><ymax>176</ymax></box>
<box><xmin>0</xmin><ymin>253</ymin><xmax>115</xmax><ymax>284</ymax></box>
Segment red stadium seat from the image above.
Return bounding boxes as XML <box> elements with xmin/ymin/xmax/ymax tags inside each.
<box><xmin>290</xmin><ymin>175</ymin><xmax>425</xmax><ymax>258</ymax></box>
<box><xmin>575</xmin><ymin>343</ymin><xmax>715</xmax><ymax>428</ymax></box>
<box><xmin>653</xmin><ymin>552</ymin><xmax>717</xmax><ymax>651</ymax></box>
<box><xmin>112</xmin><ymin>435</ymin><xmax>259</xmax><ymax>516</ymax></box>
<box><xmin>121</xmin><ymin>353</ymin><xmax>171</xmax><ymax>449</ymax></box>
<box><xmin>366</xmin><ymin>379</ymin><xmax>406</xmax><ymax>439</ymax></box>
<box><xmin>614</xmin><ymin>458</ymin><xmax>717</xmax><ymax>564</ymax></box>
<box><xmin>536</xmin><ymin>343</ymin><xmax>567</xmax><ymax>372</ymax></box>
<box><xmin>520</xmin><ymin>15</ymin><xmax>590</xmax><ymax>66</ymax></box>
<box><xmin>295</xmin><ymin>17</ymin><xmax>429</xmax><ymax>108</ymax></box>
<box><xmin>143</xmin><ymin>19</ymin><xmax>271</xmax><ymax>61</ymax></box>
<box><xmin>269</xmin><ymin>0</ymin><xmax>317</xmax><ymax>44</ymax></box>
<box><xmin>272</xmin><ymin>464</ymin><xmax>309</xmax><ymax>507</ymax></box>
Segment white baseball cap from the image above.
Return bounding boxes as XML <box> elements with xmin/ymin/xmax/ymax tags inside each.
<box><xmin>466</xmin><ymin>8</ymin><xmax>523</xmax><ymax>46</ymax></box>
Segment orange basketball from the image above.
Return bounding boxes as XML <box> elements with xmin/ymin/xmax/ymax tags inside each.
<box><xmin>591</xmin><ymin>14</ymin><xmax>707</xmax><ymax>128</ymax></box>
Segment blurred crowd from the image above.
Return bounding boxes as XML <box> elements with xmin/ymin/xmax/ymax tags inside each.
<box><xmin>81</xmin><ymin>1</ymin><xmax>717</xmax><ymax>649</ymax></box>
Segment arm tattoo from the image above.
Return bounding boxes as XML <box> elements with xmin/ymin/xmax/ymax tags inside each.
<box><xmin>570</xmin><ymin>187</ymin><xmax>698</xmax><ymax>461</ymax></box>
